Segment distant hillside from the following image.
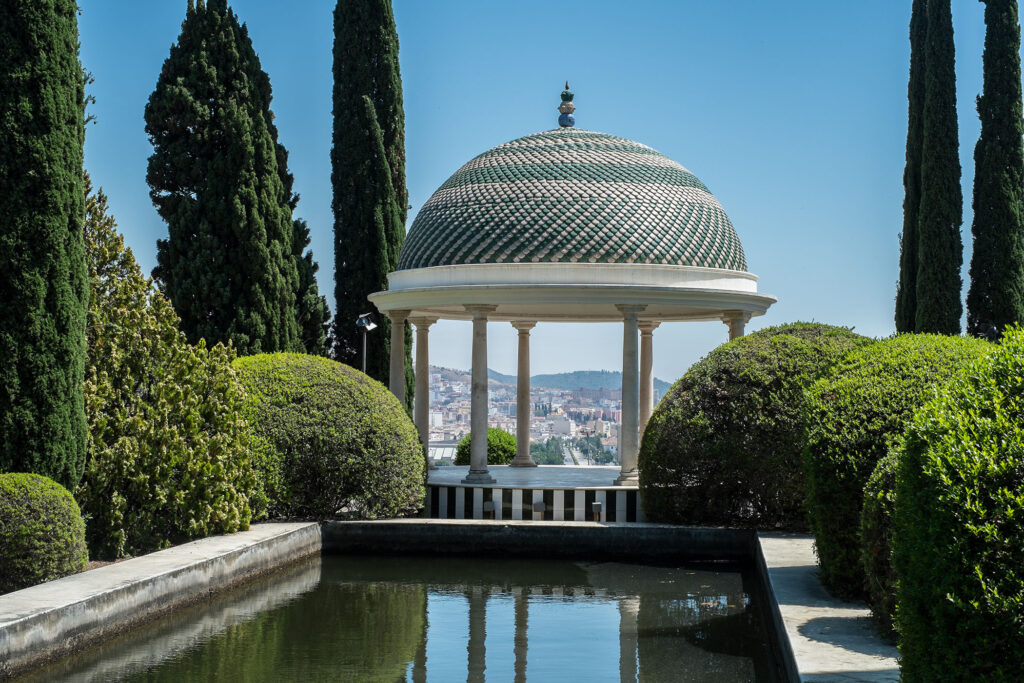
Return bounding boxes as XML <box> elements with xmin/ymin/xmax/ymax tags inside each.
<box><xmin>483</xmin><ymin>368</ymin><xmax>671</xmax><ymax>394</ymax></box>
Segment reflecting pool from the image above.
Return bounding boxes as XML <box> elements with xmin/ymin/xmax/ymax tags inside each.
<box><xmin>23</xmin><ymin>554</ymin><xmax>780</xmax><ymax>682</ymax></box>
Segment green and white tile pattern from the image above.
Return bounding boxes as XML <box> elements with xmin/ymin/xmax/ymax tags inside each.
<box><xmin>398</xmin><ymin>128</ymin><xmax>747</xmax><ymax>271</ymax></box>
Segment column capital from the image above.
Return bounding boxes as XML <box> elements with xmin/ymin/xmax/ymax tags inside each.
<box><xmin>638</xmin><ymin>321</ymin><xmax>661</xmax><ymax>334</ymax></box>
<box><xmin>386</xmin><ymin>309</ymin><xmax>411</xmax><ymax>324</ymax></box>
<box><xmin>615</xmin><ymin>304</ymin><xmax>647</xmax><ymax>319</ymax></box>
<box><xmin>720</xmin><ymin>310</ymin><xmax>752</xmax><ymax>324</ymax></box>
<box><xmin>511</xmin><ymin>320</ymin><xmax>537</xmax><ymax>332</ymax></box>
<box><xmin>463</xmin><ymin>304</ymin><xmax>498</xmax><ymax>318</ymax></box>
<box><xmin>408</xmin><ymin>316</ymin><xmax>438</xmax><ymax>329</ymax></box>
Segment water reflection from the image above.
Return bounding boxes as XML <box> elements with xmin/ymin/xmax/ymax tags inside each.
<box><xmin>24</xmin><ymin>555</ymin><xmax>776</xmax><ymax>682</ymax></box>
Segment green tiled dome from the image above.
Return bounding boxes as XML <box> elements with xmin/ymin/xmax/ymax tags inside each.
<box><xmin>398</xmin><ymin>127</ymin><xmax>747</xmax><ymax>271</ymax></box>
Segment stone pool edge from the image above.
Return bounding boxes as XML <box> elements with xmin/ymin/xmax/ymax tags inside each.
<box><xmin>1</xmin><ymin>520</ymin><xmax>902</xmax><ymax>682</ymax></box>
<box><xmin>0</xmin><ymin>521</ymin><xmax>321</xmax><ymax>680</ymax></box>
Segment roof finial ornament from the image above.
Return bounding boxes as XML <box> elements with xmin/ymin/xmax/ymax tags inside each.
<box><xmin>558</xmin><ymin>81</ymin><xmax>575</xmax><ymax>128</ymax></box>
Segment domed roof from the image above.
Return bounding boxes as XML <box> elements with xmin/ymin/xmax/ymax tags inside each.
<box><xmin>397</xmin><ymin>127</ymin><xmax>747</xmax><ymax>272</ymax></box>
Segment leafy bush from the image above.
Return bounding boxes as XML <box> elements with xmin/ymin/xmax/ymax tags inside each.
<box><xmin>894</xmin><ymin>327</ymin><xmax>1024</xmax><ymax>680</ymax></box>
<box><xmin>803</xmin><ymin>333</ymin><xmax>991</xmax><ymax>598</ymax></box>
<box><xmin>454</xmin><ymin>428</ymin><xmax>516</xmax><ymax>466</ymax></box>
<box><xmin>233</xmin><ymin>353</ymin><xmax>424</xmax><ymax>518</ymax></box>
<box><xmin>639</xmin><ymin>323</ymin><xmax>872</xmax><ymax>529</ymax></box>
<box><xmin>77</xmin><ymin>180</ymin><xmax>259</xmax><ymax>559</ymax></box>
<box><xmin>860</xmin><ymin>451</ymin><xmax>898</xmax><ymax>639</ymax></box>
<box><xmin>0</xmin><ymin>473</ymin><xmax>88</xmax><ymax>593</ymax></box>
<box><xmin>531</xmin><ymin>437</ymin><xmax>566</xmax><ymax>465</ymax></box>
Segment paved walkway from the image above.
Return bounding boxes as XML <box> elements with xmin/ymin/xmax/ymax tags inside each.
<box><xmin>758</xmin><ymin>533</ymin><xmax>899</xmax><ymax>682</ymax></box>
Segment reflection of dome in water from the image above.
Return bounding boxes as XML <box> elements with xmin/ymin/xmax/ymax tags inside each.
<box><xmin>398</xmin><ymin>127</ymin><xmax>747</xmax><ymax>272</ymax></box>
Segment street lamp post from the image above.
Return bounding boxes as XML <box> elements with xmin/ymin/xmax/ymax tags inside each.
<box><xmin>355</xmin><ymin>313</ymin><xmax>378</xmax><ymax>374</ymax></box>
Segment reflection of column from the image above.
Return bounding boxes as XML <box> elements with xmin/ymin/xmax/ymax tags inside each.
<box><xmin>388</xmin><ymin>309</ymin><xmax>411</xmax><ymax>402</ymax></box>
<box><xmin>467</xmin><ymin>586</ymin><xmax>488</xmax><ymax>683</ymax></box>
<box><xmin>722</xmin><ymin>311</ymin><xmax>751</xmax><ymax>340</ymax></box>
<box><xmin>413</xmin><ymin>592</ymin><xmax>427</xmax><ymax>683</ymax></box>
<box><xmin>511</xmin><ymin>322</ymin><xmax>537</xmax><ymax>467</ymax></box>
<box><xmin>411</xmin><ymin>317</ymin><xmax>437</xmax><ymax>471</ymax></box>
<box><xmin>616</xmin><ymin>305</ymin><xmax>646</xmax><ymax>485</ymax></box>
<box><xmin>514</xmin><ymin>587</ymin><xmax>529</xmax><ymax>683</ymax></box>
<box><xmin>619</xmin><ymin>596</ymin><xmax>640</xmax><ymax>683</ymax></box>
<box><xmin>464</xmin><ymin>306</ymin><xmax>497</xmax><ymax>484</ymax></box>
<box><xmin>638</xmin><ymin>322</ymin><xmax>660</xmax><ymax>442</ymax></box>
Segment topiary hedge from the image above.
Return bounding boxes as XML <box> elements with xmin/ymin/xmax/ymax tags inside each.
<box><xmin>803</xmin><ymin>333</ymin><xmax>991</xmax><ymax>599</ymax></box>
<box><xmin>453</xmin><ymin>428</ymin><xmax>516</xmax><ymax>466</ymax></box>
<box><xmin>638</xmin><ymin>322</ymin><xmax>872</xmax><ymax>529</ymax></box>
<box><xmin>859</xmin><ymin>451</ymin><xmax>898</xmax><ymax>639</ymax></box>
<box><xmin>233</xmin><ymin>353</ymin><xmax>424</xmax><ymax>518</ymax></box>
<box><xmin>894</xmin><ymin>327</ymin><xmax>1024</xmax><ymax>680</ymax></box>
<box><xmin>77</xmin><ymin>180</ymin><xmax>260</xmax><ymax>560</ymax></box>
<box><xmin>0</xmin><ymin>473</ymin><xmax>88</xmax><ymax>594</ymax></box>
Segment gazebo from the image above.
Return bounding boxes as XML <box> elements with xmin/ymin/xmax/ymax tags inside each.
<box><xmin>370</xmin><ymin>85</ymin><xmax>775</xmax><ymax>497</ymax></box>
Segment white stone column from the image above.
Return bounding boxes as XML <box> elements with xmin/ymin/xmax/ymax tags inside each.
<box><xmin>722</xmin><ymin>310</ymin><xmax>751</xmax><ymax>340</ymax></box>
<box><xmin>464</xmin><ymin>305</ymin><xmax>497</xmax><ymax>484</ymax></box>
<box><xmin>387</xmin><ymin>310</ymin><xmax>410</xmax><ymax>402</ymax></box>
<box><xmin>638</xmin><ymin>321</ymin><xmax>660</xmax><ymax>442</ymax></box>
<box><xmin>616</xmin><ymin>305</ymin><xmax>646</xmax><ymax>486</ymax></box>
<box><xmin>511</xmin><ymin>321</ymin><xmax>537</xmax><ymax>467</ymax></box>
<box><xmin>410</xmin><ymin>317</ymin><xmax>437</xmax><ymax>471</ymax></box>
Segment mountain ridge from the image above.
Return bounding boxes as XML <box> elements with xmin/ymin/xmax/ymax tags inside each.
<box><xmin>430</xmin><ymin>365</ymin><xmax>671</xmax><ymax>393</ymax></box>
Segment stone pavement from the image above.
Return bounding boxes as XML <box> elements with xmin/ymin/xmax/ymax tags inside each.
<box><xmin>758</xmin><ymin>533</ymin><xmax>900</xmax><ymax>682</ymax></box>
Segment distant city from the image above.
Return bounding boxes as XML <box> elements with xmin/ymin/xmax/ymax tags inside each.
<box><xmin>426</xmin><ymin>366</ymin><xmax>668</xmax><ymax>465</ymax></box>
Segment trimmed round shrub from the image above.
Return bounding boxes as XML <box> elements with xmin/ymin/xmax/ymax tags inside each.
<box><xmin>0</xmin><ymin>473</ymin><xmax>88</xmax><ymax>593</ymax></box>
<box><xmin>859</xmin><ymin>451</ymin><xmax>898</xmax><ymax>639</ymax></box>
<box><xmin>804</xmin><ymin>334</ymin><xmax>991</xmax><ymax>599</ymax></box>
<box><xmin>894</xmin><ymin>327</ymin><xmax>1024</xmax><ymax>680</ymax></box>
<box><xmin>639</xmin><ymin>322</ymin><xmax>872</xmax><ymax>529</ymax></box>
<box><xmin>233</xmin><ymin>353</ymin><xmax>424</xmax><ymax>518</ymax></box>
<box><xmin>454</xmin><ymin>428</ymin><xmax>516</xmax><ymax>466</ymax></box>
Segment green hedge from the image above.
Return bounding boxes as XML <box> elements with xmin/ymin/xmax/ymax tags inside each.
<box><xmin>803</xmin><ymin>333</ymin><xmax>991</xmax><ymax>598</ymax></box>
<box><xmin>77</xmin><ymin>181</ymin><xmax>259</xmax><ymax>560</ymax></box>
<box><xmin>0</xmin><ymin>473</ymin><xmax>88</xmax><ymax>594</ymax></box>
<box><xmin>639</xmin><ymin>323</ymin><xmax>872</xmax><ymax>529</ymax></box>
<box><xmin>454</xmin><ymin>428</ymin><xmax>516</xmax><ymax>466</ymax></box>
<box><xmin>894</xmin><ymin>327</ymin><xmax>1024</xmax><ymax>680</ymax></box>
<box><xmin>233</xmin><ymin>353</ymin><xmax>424</xmax><ymax>518</ymax></box>
<box><xmin>860</xmin><ymin>451</ymin><xmax>898</xmax><ymax>639</ymax></box>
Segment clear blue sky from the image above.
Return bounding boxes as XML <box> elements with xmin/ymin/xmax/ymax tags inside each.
<box><xmin>79</xmin><ymin>1</ymin><xmax>990</xmax><ymax>381</ymax></box>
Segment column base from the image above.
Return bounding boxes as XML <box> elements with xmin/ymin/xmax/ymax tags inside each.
<box><xmin>509</xmin><ymin>458</ymin><xmax>538</xmax><ymax>468</ymax></box>
<box><xmin>462</xmin><ymin>470</ymin><xmax>496</xmax><ymax>485</ymax></box>
<box><xmin>614</xmin><ymin>471</ymin><xmax>640</xmax><ymax>487</ymax></box>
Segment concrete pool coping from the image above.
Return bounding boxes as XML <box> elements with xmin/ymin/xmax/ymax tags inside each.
<box><xmin>0</xmin><ymin>520</ymin><xmax>898</xmax><ymax>681</ymax></box>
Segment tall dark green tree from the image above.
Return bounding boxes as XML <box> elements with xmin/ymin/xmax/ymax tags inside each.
<box><xmin>246</xmin><ymin>50</ymin><xmax>331</xmax><ymax>356</ymax></box>
<box><xmin>0</xmin><ymin>0</ymin><xmax>88</xmax><ymax>489</ymax></box>
<box><xmin>147</xmin><ymin>0</ymin><xmax>326</xmax><ymax>355</ymax></box>
<box><xmin>896</xmin><ymin>0</ymin><xmax>928</xmax><ymax>333</ymax></box>
<box><xmin>332</xmin><ymin>0</ymin><xmax>413</xmax><ymax>405</ymax></box>
<box><xmin>915</xmin><ymin>0</ymin><xmax>963</xmax><ymax>334</ymax></box>
<box><xmin>967</xmin><ymin>0</ymin><xmax>1024</xmax><ymax>340</ymax></box>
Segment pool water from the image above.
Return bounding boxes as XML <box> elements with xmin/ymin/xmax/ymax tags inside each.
<box><xmin>24</xmin><ymin>554</ymin><xmax>780</xmax><ymax>682</ymax></box>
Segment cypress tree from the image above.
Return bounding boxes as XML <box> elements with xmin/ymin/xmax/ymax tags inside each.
<box><xmin>896</xmin><ymin>0</ymin><xmax>928</xmax><ymax>333</ymax></box>
<box><xmin>332</xmin><ymin>0</ymin><xmax>413</xmax><ymax>404</ymax></box>
<box><xmin>146</xmin><ymin>0</ymin><xmax>303</xmax><ymax>355</ymax></box>
<box><xmin>0</xmin><ymin>0</ymin><xmax>88</xmax><ymax>489</ymax></box>
<box><xmin>915</xmin><ymin>0</ymin><xmax>963</xmax><ymax>334</ymax></box>
<box><xmin>967</xmin><ymin>0</ymin><xmax>1024</xmax><ymax>340</ymax></box>
<box><xmin>246</xmin><ymin>43</ymin><xmax>331</xmax><ymax>356</ymax></box>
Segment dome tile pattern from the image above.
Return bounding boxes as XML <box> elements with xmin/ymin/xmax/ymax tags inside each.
<box><xmin>398</xmin><ymin>128</ymin><xmax>747</xmax><ymax>271</ymax></box>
